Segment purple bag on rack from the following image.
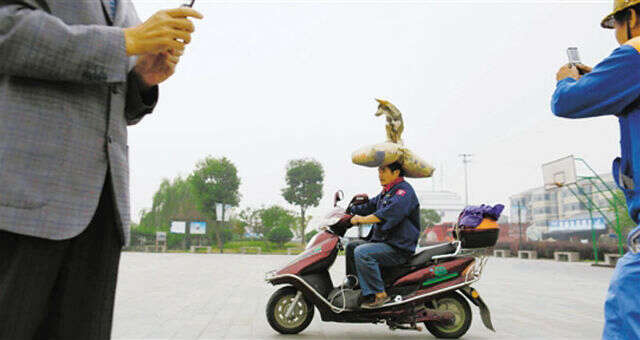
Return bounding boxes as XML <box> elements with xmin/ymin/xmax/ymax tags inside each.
<box><xmin>455</xmin><ymin>204</ymin><xmax>505</xmax><ymax>248</ymax></box>
<box><xmin>458</xmin><ymin>204</ymin><xmax>505</xmax><ymax>227</ymax></box>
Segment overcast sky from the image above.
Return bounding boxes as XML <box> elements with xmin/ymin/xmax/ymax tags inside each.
<box><xmin>128</xmin><ymin>0</ymin><xmax>621</xmax><ymax>225</ymax></box>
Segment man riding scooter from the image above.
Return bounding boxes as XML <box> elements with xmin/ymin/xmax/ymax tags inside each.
<box><xmin>346</xmin><ymin>161</ymin><xmax>421</xmax><ymax>309</ymax></box>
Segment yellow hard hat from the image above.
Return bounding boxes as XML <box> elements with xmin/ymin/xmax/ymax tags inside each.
<box><xmin>602</xmin><ymin>0</ymin><xmax>640</xmax><ymax>29</ymax></box>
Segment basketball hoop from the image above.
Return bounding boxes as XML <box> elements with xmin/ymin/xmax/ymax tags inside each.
<box><xmin>542</xmin><ymin>156</ymin><xmax>577</xmax><ymax>191</ymax></box>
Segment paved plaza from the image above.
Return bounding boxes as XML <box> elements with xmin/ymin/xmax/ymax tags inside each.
<box><xmin>112</xmin><ymin>253</ymin><xmax>614</xmax><ymax>340</ymax></box>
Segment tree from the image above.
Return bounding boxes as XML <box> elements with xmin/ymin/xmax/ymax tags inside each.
<box><xmin>229</xmin><ymin>217</ymin><xmax>247</xmax><ymax>239</ymax></box>
<box><xmin>305</xmin><ymin>229</ymin><xmax>319</xmax><ymax>241</ymax></box>
<box><xmin>420</xmin><ymin>209</ymin><xmax>442</xmax><ymax>231</ymax></box>
<box><xmin>259</xmin><ymin>205</ymin><xmax>296</xmax><ymax>238</ymax></box>
<box><xmin>189</xmin><ymin>156</ymin><xmax>241</xmax><ymax>253</ymax></box>
<box><xmin>238</xmin><ymin>207</ymin><xmax>262</xmax><ymax>238</ymax></box>
<box><xmin>611</xmin><ymin>190</ymin><xmax>636</xmax><ymax>236</ymax></box>
<box><xmin>282</xmin><ymin>159</ymin><xmax>324</xmax><ymax>246</ymax></box>
<box><xmin>268</xmin><ymin>226</ymin><xmax>294</xmax><ymax>248</ymax></box>
<box><xmin>138</xmin><ymin>177</ymin><xmax>202</xmax><ymax>233</ymax></box>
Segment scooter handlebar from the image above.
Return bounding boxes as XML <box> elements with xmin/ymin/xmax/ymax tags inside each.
<box><xmin>329</xmin><ymin>214</ymin><xmax>353</xmax><ymax>237</ymax></box>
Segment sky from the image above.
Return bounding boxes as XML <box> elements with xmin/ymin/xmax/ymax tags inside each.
<box><xmin>128</xmin><ymin>0</ymin><xmax>622</xmax><ymax>226</ymax></box>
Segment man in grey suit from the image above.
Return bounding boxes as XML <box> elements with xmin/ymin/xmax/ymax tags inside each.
<box><xmin>0</xmin><ymin>1</ymin><xmax>203</xmax><ymax>339</ymax></box>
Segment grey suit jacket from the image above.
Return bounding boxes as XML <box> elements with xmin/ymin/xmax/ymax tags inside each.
<box><xmin>0</xmin><ymin>0</ymin><xmax>158</xmax><ymax>246</ymax></box>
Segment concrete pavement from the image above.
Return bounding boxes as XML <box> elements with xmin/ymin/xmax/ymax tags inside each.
<box><xmin>112</xmin><ymin>253</ymin><xmax>614</xmax><ymax>340</ymax></box>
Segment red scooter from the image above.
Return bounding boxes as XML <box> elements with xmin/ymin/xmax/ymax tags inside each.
<box><xmin>265</xmin><ymin>191</ymin><xmax>499</xmax><ymax>338</ymax></box>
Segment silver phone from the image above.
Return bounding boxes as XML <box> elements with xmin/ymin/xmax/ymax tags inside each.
<box><xmin>567</xmin><ymin>47</ymin><xmax>581</xmax><ymax>66</ymax></box>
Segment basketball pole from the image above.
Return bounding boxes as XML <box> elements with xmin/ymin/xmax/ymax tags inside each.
<box><xmin>575</xmin><ymin>158</ymin><xmax>625</xmax><ymax>256</ymax></box>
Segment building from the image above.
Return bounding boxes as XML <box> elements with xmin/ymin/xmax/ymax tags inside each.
<box><xmin>509</xmin><ymin>173</ymin><xmax>617</xmax><ymax>240</ymax></box>
<box><xmin>416</xmin><ymin>190</ymin><xmax>466</xmax><ymax>223</ymax></box>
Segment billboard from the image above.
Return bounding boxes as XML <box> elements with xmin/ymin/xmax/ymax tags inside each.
<box><xmin>170</xmin><ymin>221</ymin><xmax>186</xmax><ymax>234</ymax></box>
<box><xmin>190</xmin><ymin>221</ymin><xmax>207</xmax><ymax>234</ymax></box>
<box><xmin>215</xmin><ymin>203</ymin><xmax>233</xmax><ymax>222</ymax></box>
<box><xmin>548</xmin><ymin>217</ymin><xmax>606</xmax><ymax>232</ymax></box>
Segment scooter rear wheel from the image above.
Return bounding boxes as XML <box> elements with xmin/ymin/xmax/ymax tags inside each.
<box><xmin>424</xmin><ymin>291</ymin><xmax>472</xmax><ymax>339</ymax></box>
<box><xmin>266</xmin><ymin>286</ymin><xmax>315</xmax><ymax>334</ymax></box>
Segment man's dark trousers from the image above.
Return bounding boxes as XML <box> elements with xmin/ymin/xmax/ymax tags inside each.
<box><xmin>0</xmin><ymin>175</ymin><xmax>122</xmax><ymax>340</ymax></box>
<box><xmin>345</xmin><ymin>239</ymin><xmax>410</xmax><ymax>295</ymax></box>
<box><xmin>345</xmin><ymin>239</ymin><xmax>368</xmax><ymax>282</ymax></box>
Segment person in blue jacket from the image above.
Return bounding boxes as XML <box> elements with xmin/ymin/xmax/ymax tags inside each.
<box><xmin>552</xmin><ymin>2</ymin><xmax>640</xmax><ymax>338</ymax></box>
<box><xmin>346</xmin><ymin>161</ymin><xmax>421</xmax><ymax>308</ymax></box>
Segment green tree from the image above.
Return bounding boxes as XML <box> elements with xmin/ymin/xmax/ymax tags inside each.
<box><xmin>282</xmin><ymin>159</ymin><xmax>324</xmax><ymax>246</ymax></box>
<box><xmin>420</xmin><ymin>209</ymin><xmax>442</xmax><ymax>231</ymax></box>
<box><xmin>305</xmin><ymin>229</ymin><xmax>319</xmax><ymax>241</ymax></box>
<box><xmin>229</xmin><ymin>217</ymin><xmax>247</xmax><ymax>239</ymax></box>
<box><xmin>259</xmin><ymin>205</ymin><xmax>296</xmax><ymax>238</ymax></box>
<box><xmin>138</xmin><ymin>177</ymin><xmax>202</xmax><ymax>233</ymax></box>
<box><xmin>238</xmin><ymin>207</ymin><xmax>262</xmax><ymax>238</ymax></box>
<box><xmin>189</xmin><ymin>156</ymin><xmax>241</xmax><ymax>253</ymax></box>
<box><xmin>268</xmin><ymin>226</ymin><xmax>294</xmax><ymax>248</ymax></box>
<box><xmin>611</xmin><ymin>190</ymin><xmax>636</xmax><ymax>236</ymax></box>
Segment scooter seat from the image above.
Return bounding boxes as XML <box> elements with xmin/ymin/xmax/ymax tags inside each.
<box><xmin>378</xmin><ymin>243</ymin><xmax>458</xmax><ymax>288</ymax></box>
<box><xmin>405</xmin><ymin>242</ymin><xmax>457</xmax><ymax>267</ymax></box>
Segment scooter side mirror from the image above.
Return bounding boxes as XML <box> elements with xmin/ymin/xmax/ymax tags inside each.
<box><xmin>334</xmin><ymin>190</ymin><xmax>344</xmax><ymax>207</ymax></box>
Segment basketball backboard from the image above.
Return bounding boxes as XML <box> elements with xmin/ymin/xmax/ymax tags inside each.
<box><xmin>542</xmin><ymin>155</ymin><xmax>577</xmax><ymax>190</ymax></box>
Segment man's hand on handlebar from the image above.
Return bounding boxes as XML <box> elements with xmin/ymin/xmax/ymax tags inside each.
<box><xmin>350</xmin><ymin>194</ymin><xmax>369</xmax><ymax>206</ymax></box>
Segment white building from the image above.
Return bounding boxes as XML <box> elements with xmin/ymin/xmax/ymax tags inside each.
<box><xmin>509</xmin><ymin>173</ymin><xmax>617</xmax><ymax>240</ymax></box>
<box><xmin>416</xmin><ymin>190</ymin><xmax>465</xmax><ymax>223</ymax></box>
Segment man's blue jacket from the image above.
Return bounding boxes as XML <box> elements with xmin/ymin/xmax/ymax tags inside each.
<box><xmin>348</xmin><ymin>178</ymin><xmax>420</xmax><ymax>255</ymax></box>
<box><xmin>552</xmin><ymin>41</ymin><xmax>640</xmax><ymax>340</ymax></box>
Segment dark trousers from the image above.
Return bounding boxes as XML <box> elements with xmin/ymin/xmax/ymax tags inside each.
<box><xmin>345</xmin><ymin>239</ymin><xmax>368</xmax><ymax>280</ymax></box>
<box><xmin>0</xmin><ymin>178</ymin><xmax>122</xmax><ymax>340</ymax></box>
<box><xmin>345</xmin><ymin>239</ymin><xmax>410</xmax><ymax>296</ymax></box>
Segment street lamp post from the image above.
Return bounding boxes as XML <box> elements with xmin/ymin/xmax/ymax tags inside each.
<box><xmin>459</xmin><ymin>154</ymin><xmax>473</xmax><ymax>206</ymax></box>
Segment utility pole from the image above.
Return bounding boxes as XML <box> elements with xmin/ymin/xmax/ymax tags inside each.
<box><xmin>459</xmin><ymin>154</ymin><xmax>473</xmax><ymax>206</ymax></box>
<box><xmin>518</xmin><ymin>199</ymin><xmax>524</xmax><ymax>247</ymax></box>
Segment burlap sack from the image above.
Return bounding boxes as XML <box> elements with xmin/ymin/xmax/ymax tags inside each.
<box><xmin>351</xmin><ymin>143</ymin><xmax>435</xmax><ymax>178</ymax></box>
<box><xmin>351</xmin><ymin>142</ymin><xmax>402</xmax><ymax>168</ymax></box>
<box><xmin>401</xmin><ymin>148</ymin><xmax>435</xmax><ymax>178</ymax></box>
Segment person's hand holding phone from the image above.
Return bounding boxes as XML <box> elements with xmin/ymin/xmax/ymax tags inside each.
<box><xmin>126</xmin><ymin>7</ymin><xmax>203</xmax><ymax>88</ymax></box>
<box><xmin>556</xmin><ymin>63</ymin><xmax>592</xmax><ymax>82</ymax></box>
<box><xmin>124</xmin><ymin>8</ymin><xmax>203</xmax><ymax>56</ymax></box>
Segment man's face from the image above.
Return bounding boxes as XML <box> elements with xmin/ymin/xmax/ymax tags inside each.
<box><xmin>378</xmin><ymin>166</ymin><xmax>400</xmax><ymax>186</ymax></box>
<box><xmin>614</xmin><ymin>9</ymin><xmax>638</xmax><ymax>45</ymax></box>
<box><xmin>614</xmin><ymin>19</ymin><xmax>628</xmax><ymax>45</ymax></box>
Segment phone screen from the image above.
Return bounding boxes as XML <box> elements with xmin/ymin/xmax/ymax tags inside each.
<box><xmin>567</xmin><ymin>47</ymin><xmax>581</xmax><ymax>65</ymax></box>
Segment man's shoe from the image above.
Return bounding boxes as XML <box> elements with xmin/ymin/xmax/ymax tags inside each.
<box><xmin>361</xmin><ymin>292</ymin><xmax>391</xmax><ymax>309</ymax></box>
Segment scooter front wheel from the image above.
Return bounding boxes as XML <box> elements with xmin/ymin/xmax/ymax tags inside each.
<box><xmin>266</xmin><ymin>286</ymin><xmax>315</xmax><ymax>334</ymax></box>
<box><xmin>424</xmin><ymin>291</ymin><xmax>472</xmax><ymax>339</ymax></box>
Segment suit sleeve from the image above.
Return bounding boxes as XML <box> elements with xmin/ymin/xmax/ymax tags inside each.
<box><xmin>349</xmin><ymin>194</ymin><xmax>380</xmax><ymax>216</ymax></box>
<box><xmin>551</xmin><ymin>44</ymin><xmax>640</xmax><ymax>119</ymax></box>
<box><xmin>0</xmin><ymin>1</ymin><xmax>129</xmax><ymax>83</ymax></box>
<box><xmin>373</xmin><ymin>193</ymin><xmax>414</xmax><ymax>232</ymax></box>
<box><xmin>124</xmin><ymin>70</ymin><xmax>158</xmax><ymax>125</ymax></box>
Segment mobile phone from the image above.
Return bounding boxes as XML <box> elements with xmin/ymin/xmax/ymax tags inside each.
<box><xmin>567</xmin><ymin>47</ymin><xmax>581</xmax><ymax>66</ymax></box>
<box><xmin>182</xmin><ymin>0</ymin><xmax>195</xmax><ymax>7</ymax></box>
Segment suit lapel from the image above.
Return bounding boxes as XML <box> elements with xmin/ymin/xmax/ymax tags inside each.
<box><xmin>100</xmin><ymin>0</ymin><xmax>114</xmax><ymax>25</ymax></box>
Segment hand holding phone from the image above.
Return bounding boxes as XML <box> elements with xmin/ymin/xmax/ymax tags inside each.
<box><xmin>567</xmin><ymin>47</ymin><xmax>591</xmax><ymax>75</ymax></box>
<box><xmin>567</xmin><ymin>47</ymin><xmax>581</xmax><ymax>66</ymax></box>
